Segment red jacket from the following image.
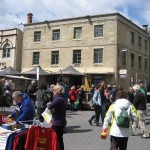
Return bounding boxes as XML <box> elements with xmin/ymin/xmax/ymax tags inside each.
<box><xmin>69</xmin><ymin>90</ymin><xmax>76</xmax><ymax>101</ymax></box>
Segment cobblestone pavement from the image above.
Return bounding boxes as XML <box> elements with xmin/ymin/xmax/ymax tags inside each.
<box><xmin>64</xmin><ymin>110</ymin><xmax>150</xmax><ymax>150</ymax></box>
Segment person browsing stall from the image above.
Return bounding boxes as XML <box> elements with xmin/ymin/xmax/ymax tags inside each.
<box><xmin>8</xmin><ymin>91</ymin><xmax>34</xmax><ymax>126</ymax></box>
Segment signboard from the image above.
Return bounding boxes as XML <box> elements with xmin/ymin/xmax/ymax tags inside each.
<box><xmin>119</xmin><ymin>69</ymin><xmax>127</xmax><ymax>78</ymax></box>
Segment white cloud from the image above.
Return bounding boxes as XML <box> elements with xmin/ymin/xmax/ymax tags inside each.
<box><xmin>0</xmin><ymin>0</ymin><xmax>150</xmax><ymax>29</ymax></box>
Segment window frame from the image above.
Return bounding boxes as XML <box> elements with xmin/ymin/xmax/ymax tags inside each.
<box><xmin>94</xmin><ymin>48</ymin><xmax>103</xmax><ymax>64</ymax></box>
<box><xmin>144</xmin><ymin>58</ymin><xmax>148</xmax><ymax>71</ymax></box>
<box><xmin>32</xmin><ymin>52</ymin><xmax>40</xmax><ymax>65</ymax></box>
<box><xmin>131</xmin><ymin>53</ymin><xmax>134</xmax><ymax>67</ymax></box>
<box><xmin>130</xmin><ymin>31</ymin><xmax>135</xmax><ymax>44</ymax></box>
<box><xmin>52</xmin><ymin>29</ymin><xmax>60</xmax><ymax>41</ymax></box>
<box><xmin>138</xmin><ymin>56</ymin><xmax>142</xmax><ymax>69</ymax></box>
<box><xmin>138</xmin><ymin>35</ymin><xmax>142</xmax><ymax>47</ymax></box>
<box><xmin>73</xmin><ymin>50</ymin><xmax>81</xmax><ymax>64</ymax></box>
<box><xmin>51</xmin><ymin>51</ymin><xmax>59</xmax><ymax>65</ymax></box>
<box><xmin>94</xmin><ymin>25</ymin><xmax>103</xmax><ymax>37</ymax></box>
<box><xmin>3</xmin><ymin>43</ymin><xmax>11</xmax><ymax>58</ymax></box>
<box><xmin>34</xmin><ymin>31</ymin><xmax>41</xmax><ymax>42</ymax></box>
<box><xmin>122</xmin><ymin>52</ymin><xmax>126</xmax><ymax>66</ymax></box>
<box><xmin>145</xmin><ymin>39</ymin><xmax>148</xmax><ymax>51</ymax></box>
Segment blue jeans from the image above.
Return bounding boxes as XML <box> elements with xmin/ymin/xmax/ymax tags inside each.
<box><xmin>70</xmin><ymin>101</ymin><xmax>75</xmax><ymax>111</ymax></box>
<box><xmin>101</xmin><ymin>104</ymin><xmax>106</xmax><ymax>124</ymax></box>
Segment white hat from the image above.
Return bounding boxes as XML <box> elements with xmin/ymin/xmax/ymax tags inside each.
<box><xmin>31</xmin><ymin>80</ymin><xmax>36</xmax><ymax>84</ymax></box>
<box><xmin>133</xmin><ymin>84</ymin><xmax>140</xmax><ymax>91</ymax></box>
<box><xmin>5</xmin><ymin>90</ymin><xmax>10</xmax><ymax>94</ymax></box>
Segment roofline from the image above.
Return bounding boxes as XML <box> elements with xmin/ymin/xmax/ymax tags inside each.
<box><xmin>24</xmin><ymin>12</ymin><xmax>120</xmax><ymax>26</ymax></box>
<box><xmin>24</xmin><ymin>12</ymin><xmax>149</xmax><ymax>35</ymax></box>
<box><xmin>0</xmin><ymin>28</ymin><xmax>17</xmax><ymax>32</ymax></box>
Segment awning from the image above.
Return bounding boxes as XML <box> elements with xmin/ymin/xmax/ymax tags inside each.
<box><xmin>54</xmin><ymin>66</ymin><xmax>84</xmax><ymax>75</ymax></box>
<box><xmin>75</xmin><ymin>67</ymin><xmax>114</xmax><ymax>74</ymax></box>
<box><xmin>22</xmin><ymin>66</ymin><xmax>50</xmax><ymax>76</ymax></box>
<box><xmin>0</xmin><ymin>66</ymin><xmax>20</xmax><ymax>76</ymax></box>
<box><xmin>5</xmin><ymin>75</ymin><xmax>35</xmax><ymax>80</ymax></box>
<box><xmin>4</xmin><ymin>66</ymin><xmax>20</xmax><ymax>75</ymax></box>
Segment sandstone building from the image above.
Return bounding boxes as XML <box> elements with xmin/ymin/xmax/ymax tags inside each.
<box><xmin>0</xmin><ymin>28</ymin><xmax>23</xmax><ymax>71</ymax></box>
<box><xmin>22</xmin><ymin>13</ymin><xmax>150</xmax><ymax>89</ymax></box>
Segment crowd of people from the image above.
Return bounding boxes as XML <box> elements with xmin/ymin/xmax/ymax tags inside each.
<box><xmin>87</xmin><ymin>80</ymin><xmax>150</xmax><ymax>150</ymax></box>
<box><xmin>0</xmin><ymin>77</ymin><xmax>150</xmax><ymax>150</ymax></box>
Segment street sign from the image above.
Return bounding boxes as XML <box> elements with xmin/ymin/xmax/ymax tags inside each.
<box><xmin>119</xmin><ymin>69</ymin><xmax>127</xmax><ymax>78</ymax></box>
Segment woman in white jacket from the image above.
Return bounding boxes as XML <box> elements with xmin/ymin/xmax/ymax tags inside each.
<box><xmin>103</xmin><ymin>90</ymin><xmax>138</xmax><ymax>150</ymax></box>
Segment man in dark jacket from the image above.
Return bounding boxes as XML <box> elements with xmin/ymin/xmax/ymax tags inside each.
<box><xmin>8</xmin><ymin>91</ymin><xmax>34</xmax><ymax>125</ymax></box>
<box><xmin>27</xmin><ymin>80</ymin><xmax>37</xmax><ymax>111</ymax></box>
<box><xmin>132</xmin><ymin>84</ymin><xmax>149</xmax><ymax>138</ymax></box>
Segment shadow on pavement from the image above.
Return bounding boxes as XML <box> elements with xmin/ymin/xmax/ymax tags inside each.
<box><xmin>66</xmin><ymin>125</ymin><xmax>92</xmax><ymax>133</ymax></box>
<box><xmin>67</xmin><ymin>129</ymin><xmax>93</xmax><ymax>133</ymax></box>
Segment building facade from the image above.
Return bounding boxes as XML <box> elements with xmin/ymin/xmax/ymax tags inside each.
<box><xmin>22</xmin><ymin>13</ymin><xmax>150</xmax><ymax>89</ymax></box>
<box><xmin>0</xmin><ymin>28</ymin><xmax>23</xmax><ymax>71</ymax></box>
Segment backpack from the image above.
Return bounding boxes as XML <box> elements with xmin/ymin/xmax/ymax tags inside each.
<box><xmin>115</xmin><ymin>108</ymin><xmax>130</xmax><ymax>128</ymax></box>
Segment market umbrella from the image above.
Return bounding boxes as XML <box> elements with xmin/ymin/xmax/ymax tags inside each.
<box><xmin>22</xmin><ymin>66</ymin><xmax>50</xmax><ymax>76</ymax></box>
<box><xmin>54</xmin><ymin>66</ymin><xmax>84</xmax><ymax>76</ymax></box>
<box><xmin>4</xmin><ymin>66</ymin><xmax>20</xmax><ymax>75</ymax></box>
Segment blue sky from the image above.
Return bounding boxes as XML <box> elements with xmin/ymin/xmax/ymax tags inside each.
<box><xmin>0</xmin><ymin>0</ymin><xmax>150</xmax><ymax>30</ymax></box>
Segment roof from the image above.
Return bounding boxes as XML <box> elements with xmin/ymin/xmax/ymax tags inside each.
<box><xmin>23</xmin><ymin>13</ymin><xmax>149</xmax><ymax>34</ymax></box>
<box><xmin>54</xmin><ymin>66</ymin><xmax>84</xmax><ymax>76</ymax></box>
<box><xmin>0</xmin><ymin>66</ymin><xmax>20</xmax><ymax>76</ymax></box>
<box><xmin>24</xmin><ymin>13</ymin><xmax>120</xmax><ymax>27</ymax></box>
<box><xmin>22</xmin><ymin>66</ymin><xmax>50</xmax><ymax>75</ymax></box>
<box><xmin>4</xmin><ymin>66</ymin><xmax>20</xmax><ymax>75</ymax></box>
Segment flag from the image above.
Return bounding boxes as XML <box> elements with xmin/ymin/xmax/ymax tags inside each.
<box><xmin>84</xmin><ymin>76</ymin><xmax>90</xmax><ymax>91</ymax></box>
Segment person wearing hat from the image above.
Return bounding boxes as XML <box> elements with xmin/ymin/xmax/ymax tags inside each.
<box><xmin>132</xmin><ymin>84</ymin><xmax>149</xmax><ymax>138</ymax></box>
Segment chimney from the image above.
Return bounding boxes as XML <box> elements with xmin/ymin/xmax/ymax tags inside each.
<box><xmin>142</xmin><ymin>25</ymin><xmax>148</xmax><ymax>31</ymax></box>
<box><xmin>27</xmin><ymin>13</ymin><xmax>33</xmax><ymax>24</ymax></box>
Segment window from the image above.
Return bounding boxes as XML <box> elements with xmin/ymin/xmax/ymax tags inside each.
<box><xmin>138</xmin><ymin>36</ymin><xmax>142</xmax><ymax>47</ymax></box>
<box><xmin>94</xmin><ymin>49</ymin><xmax>103</xmax><ymax>63</ymax></box>
<box><xmin>145</xmin><ymin>39</ymin><xmax>148</xmax><ymax>51</ymax></box>
<box><xmin>51</xmin><ymin>51</ymin><xmax>59</xmax><ymax>65</ymax></box>
<box><xmin>122</xmin><ymin>52</ymin><xmax>126</xmax><ymax>66</ymax></box>
<box><xmin>144</xmin><ymin>58</ymin><xmax>148</xmax><ymax>71</ymax></box>
<box><xmin>131</xmin><ymin>53</ymin><xmax>134</xmax><ymax>67</ymax></box>
<box><xmin>73</xmin><ymin>50</ymin><xmax>81</xmax><ymax>64</ymax></box>
<box><xmin>33</xmin><ymin>52</ymin><xmax>40</xmax><ymax>65</ymax></box>
<box><xmin>3</xmin><ymin>43</ymin><xmax>10</xmax><ymax>58</ymax></box>
<box><xmin>94</xmin><ymin>25</ymin><xmax>103</xmax><ymax>37</ymax></box>
<box><xmin>138</xmin><ymin>56</ymin><xmax>142</xmax><ymax>69</ymax></box>
<box><xmin>74</xmin><ymin>27</ymin><xmax>82</xmax><ymax>39</ymax></box>
<box><xmin>52</xmin><ymin>29</ymin><xmax>60</xmax><ymax>40</ymax></box>
<box><xmin>130</xmin><ymin>31</ymin><xmax>134</xmax><ymax>44</ymax></box>
<box><xmin>34</xmin><ymin>31</ymin><xmax>41</xmax><ymax>42</ymax></box>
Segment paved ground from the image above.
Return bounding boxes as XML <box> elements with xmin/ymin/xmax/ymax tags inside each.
<box><xmin>64</xmin><ymin>110</ymin><xmax>150</xmax><ymax>150</ymax></box>
<box><xmin>1</xmin><ymin>107</ymin><xmax>150</xmax><ymax>150</ymax></box>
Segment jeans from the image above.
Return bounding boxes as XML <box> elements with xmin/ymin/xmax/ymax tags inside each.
<box><xmin>30</xmin><ymin>100</ymin><xmax>35</xmax><ymax>113</ymax></box>
<box><xmin>70</xmin><ymin>101</ymin><xmax>75</xmax><ymax>111</ymax></box>
<box><xmin>89</xmin><ymin>105</ymin><xmax>102</xmax><ymax>124</ymax></box>
<box><xmin>52</xmin><ymin>126</ymin><xmax>64</xmax><ymax>150</ymax></box>
<box><xmin>110</xmin><ymin>136</ymin><xmax>128</xmax><ymax>150</ymax></box>
<box><xmin>101</xmin><ymin>104</ymin><xmax>106</xmax><ymax>124</ymax></box>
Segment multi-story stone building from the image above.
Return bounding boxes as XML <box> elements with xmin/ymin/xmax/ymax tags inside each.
<box><xmin>0</xmin><ymin>28</ymin><xmax>23</xmax><ymax>71</ymax></box>
<box><xmin>22</xmin><ymin>13</ymin><xmax>150</xmax><ymax>89</ymax></box>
